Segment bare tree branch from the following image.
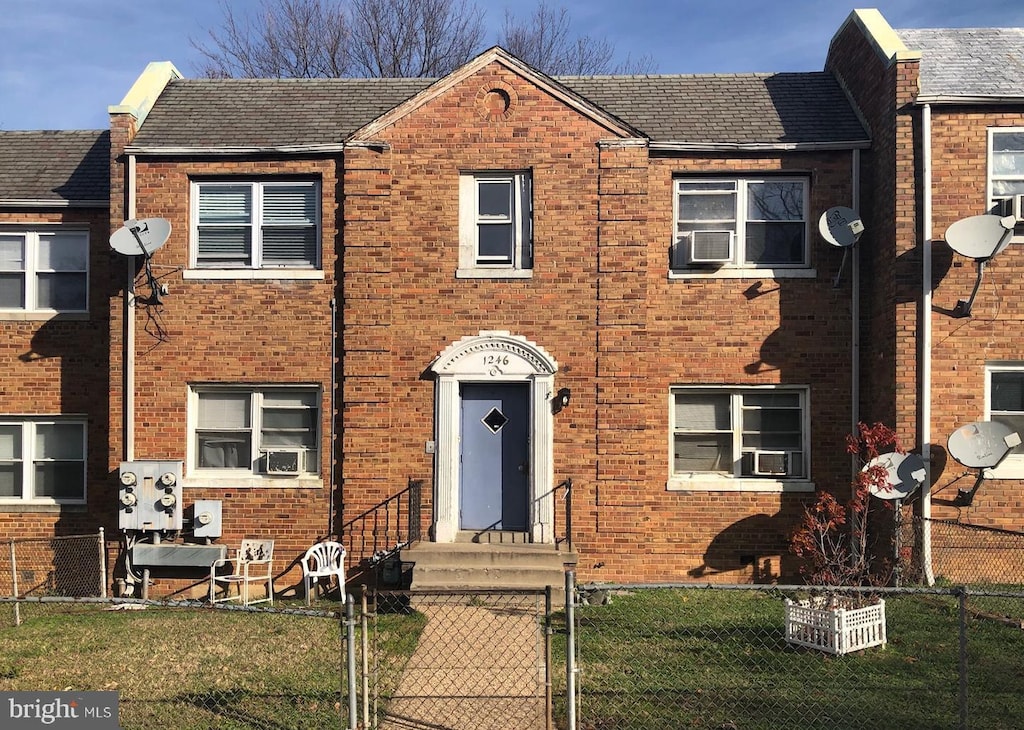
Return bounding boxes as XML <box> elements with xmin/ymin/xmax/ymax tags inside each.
<box><xmin>348</xmin><ymin>0</ymin><xmax>485</xmax><ymax>77</ymax></box>
<box><xmin>190</xmin><ymin>0</ymin><xmax>656</xmax><ymax>79</ymax></box>
<box><xmin>499</xmin><ymin>1</ymin><xmax>656</xmax><ymax>76</ymax></box>
<box><xmin>191</xmin><ymin>0</ymin><xmax>351</xmax><ymax>78</ymax></box>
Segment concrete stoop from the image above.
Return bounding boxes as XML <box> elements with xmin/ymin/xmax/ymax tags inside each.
<box><xmin>401</xmin><ymin>539</ymin><xmax>577</xmax><ymax>604</ymax></box>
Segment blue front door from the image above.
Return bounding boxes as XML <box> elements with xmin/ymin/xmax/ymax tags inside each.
<box><xmin>459</xmin><ymin>383</ymin><xmax>530</xmax><ymax>531</ymax></box>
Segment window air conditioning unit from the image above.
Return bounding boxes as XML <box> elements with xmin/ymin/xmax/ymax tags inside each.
<box><xmin>689</xmin><ymin>230</ymin><xmax>734</xmax><ymax>263</ymax></box>
<box><xmin>753</xmin><ymin>450</ymin><xmax>789</xmax><ymax>476</ymax></box>
<box><xmin>995</xmin><ymin>194</ymin><xmax>1024</xmax><ymax>222</ymax></box>
<box><xmin>264</xmin><ymin>449</ymin><xmax>301</xmax><ymax>475</ymax></box>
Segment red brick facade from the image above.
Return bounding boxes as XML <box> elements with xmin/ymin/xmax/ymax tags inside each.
<box><xmin>8</xmin><ymin>11</ymin><xmax>1020</xmax><ymax>597</ymax></box>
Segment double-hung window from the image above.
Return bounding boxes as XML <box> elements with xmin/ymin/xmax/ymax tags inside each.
<box><xmin>0</xmin><ymin>419</ymin><xmax>86</xmax><ymax>503</ymax></box>
<box><xmin>671</xmin><ymin>387</ymin><xmax>808</xmax><ymax>484</ymax></box>
<box><xmin>191</xmin><ymin>180</ymin><xmax>320</xmax><ymax>269</ymax></box>
<box><xmin>989</xmin><ymin>129</ymin><xmax>1024</xmax><ymax>231</ymax></box>
<box><xmin>986</xmin><ymin>365</ymin><xmax>1024</xmax><ymax>476</ymax></box>
<box><xmin>673</xmin><ymin>178</ymin><xmax>808</xmax><ymax>270</ymax></box>
<box><xmin>0</xmin><ymin>229</ymin><xmax>88</xmax><ymax>313</ymax></box>
<box><xmin>458</xmin><ymin>172</ymin><xmax>532</xmax><ymax>276</ymax></box>
<box><xmin>190</xmin><ymin>386</ymin><xmax>319</xmax><ymax>477</ymax></box>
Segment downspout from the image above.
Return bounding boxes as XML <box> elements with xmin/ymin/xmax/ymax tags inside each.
<box><xmin>921</xmin><ymin>104</ymin><xmax>935</xmax><ymax>585</ymax></box>
<box><xmin>852</xmin><ymin>149</ymin><xmax>861</xmax><ymax>447</ymax></box>
<box><xmin>329</xmin><ymin>296</ymin><xmax>337</xmax><ymax>537</ymax></box>
<box><xmin>125</xmin><ymin>153</ymin><xmax>136</xmax><ymax>462</ymax></box>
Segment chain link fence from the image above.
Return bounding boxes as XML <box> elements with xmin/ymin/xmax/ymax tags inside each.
<box><xmin>1</xmin><ymin>532</ymin><xmax>107</xmax><ymax>626</ymax></box>
<box><xmin>367</xmin><ymin>589</ymin><xmax>551</xmax><ymax>730</ymax></box>
<box><xmin>913</xmin><ymin>517</ymin><xmax>1024</xmax><ymax>587</ymax></box>
<box><xmin>0</xmin><ymin>597</ymin><xmax>347</xmax><ymax>729</ymax></box>
<box><xmin>568</xmin><ymin>580</ymin><xmax>1024</xmax><ymax>730</ymax></box>
<box><xmin>1</xmin><ymin>589</ymin><xmax>554</xmax><ymax>730</ymax></box>
<box><xmin>4</xmin><ymin>531</ymin><xmax>1024</xmax><ymax>730</ymax></box>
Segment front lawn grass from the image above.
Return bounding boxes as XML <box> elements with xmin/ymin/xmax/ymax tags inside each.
<box><xmin>0</xmin><ymin>601</ymin><xmax>423</xmax><ymax>730</ymax></box>
<box><xmin>553</xmin><ymin>588</ymin><xmax>1024</xmax><ymax>730</ymax></box>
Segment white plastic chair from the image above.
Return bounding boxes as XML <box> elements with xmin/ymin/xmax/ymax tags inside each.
<box><xmin>300</xmin><ymin>541</ymin><xmax>346</xmax><ymax>606</ymax></box>
<box><xmin>209</xmin><ymin>539</ymin><xmax>275</xmax><ymax>606</ymax></box>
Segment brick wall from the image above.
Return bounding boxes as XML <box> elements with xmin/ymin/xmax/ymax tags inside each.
<box><xmin>829</xmin><ymin>19</ymin><xmax>1024</xmax><ymax>539</ymax></box>
<box><xmin>341</xmin><ymin>61</ymin><xmax>858</xmax><ymax>584</ymax></box>
<box><xmin>110</xmin><ymin>154</ymin><xmax>338</xmax><ymax>596</ymax></box>
<box><xmin>0</xmin><ymin>206</ymin><xmax>111</xmax><ymax>538</ymax></box>
<box><xmin>927</xmin><ymin>107</ymin><xmax>1024</xmax><ymax>530</ymax></box>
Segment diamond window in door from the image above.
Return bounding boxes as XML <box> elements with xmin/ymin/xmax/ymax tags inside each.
<box><xmin>481</xmin><ymin>407</ymin><xmax>509</xmax><ymax>434</ymax></box>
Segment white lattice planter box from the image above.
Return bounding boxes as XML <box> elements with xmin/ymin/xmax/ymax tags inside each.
<box><xmin>784</xmin><ymin>597</ymin><xmax>886</xmax><ymax>655</ymax></box>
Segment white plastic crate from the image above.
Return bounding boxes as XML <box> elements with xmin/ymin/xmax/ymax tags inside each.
<box><xmin>784</xmin><ymin>596</ymin><xmax>886</xmax><ymax>655</ymax></box>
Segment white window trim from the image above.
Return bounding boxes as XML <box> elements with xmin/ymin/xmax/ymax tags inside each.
<box><xmin>185</xmin><ymin>385</ymin><xmax>323</xmax><ymax>488</ymax></box>
<box><xmin>667</xmin><ymin>385</ymin><xmax>814</xmax><ymax>493</ymax></box>
<box><xmin>188</xmin><ymin>179</ymin><xmax>322</xmax><ymax>273</ymax></box>
<box><xmin>0</xmin><ymin>227</ymin><xmax>89</xmax><ymax>316</ymax></box>
<box><xmin>986</xmin><ymin>127</ymin><xmax>1024</xmax><ymax>242</ymax></box>
<box><xmin>457</xmin><ymin>171</ymin><xmax>533</xmax><ymax>278</ymax></box>
<box><xmin>672</xmin><ymin>177</ymin><xmax>810</xmax><ymax>273</ymax></box>
<box><xmin>984</xmin><ymin>363</ymin><xmax>1024</xmax><ymax>479</ymax></box>
<box><xmin>0</xmin><ymin>418</ymin><xmax>87</xmax><ymax>505</ymax></box>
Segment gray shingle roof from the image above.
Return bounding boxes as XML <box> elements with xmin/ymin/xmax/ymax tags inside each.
<box><xmin>896</xmin><ymin>28</ymin><xmax>1024</xmax><ymax>99</ymax></box>
<box><xmin>0</xmin><ymin>130</ymin><xmax>110</xmax><ymax>204</ymax></box>
<box><xmin>131</xmin><ymin>78</ymin><xmax>431</xmax><ymax>148</ymax></box>
<box><xmin>561</xmin><ymin>72</ymin><xmax>866</xmax><ymax>146</ymax></box>
<box><xmin>130</xmin><ymin>72</ymin><xmax>867</xmax><ymax>149</ymax></box>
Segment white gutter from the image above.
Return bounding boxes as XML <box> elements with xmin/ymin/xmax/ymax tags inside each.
<box><xmin>650</xmin><ymin>140</ymin><xmax>871</xmax><ymax>153</ymax></box>
<box><xmin>124</xmin><ymin>143</ymin><xmax>351</xmax><ymax>156</ymax></box>
<box><xmin>0</xmin><ymin>199</ymin><xmax>108</xmax><ymax>208</ymax></box>
<box><xmin>921</xmin><ymin>104</ymin><xmax>934</xmax><ymax>585</ymax></box>
<box><xmin>125</xmin><ymin>154</ymin><xmax>136</xmax><ymax>462</ymax></box>
<box><xmin>916</xmin><ymin>94</ymin><xmax>1024</xmax><ymax>106</ymax></box>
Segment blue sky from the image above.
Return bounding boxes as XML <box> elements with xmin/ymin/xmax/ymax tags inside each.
<box><xmin>2</xmin><ymin>0</ymin><xmax>1023</xmax><ymax>131</ymax></box>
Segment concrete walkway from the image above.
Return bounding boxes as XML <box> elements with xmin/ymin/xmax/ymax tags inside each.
<box><xmin>379</xmin><ymin>598</ymin><xmax>549</xmax><ymax>730</ymax></box>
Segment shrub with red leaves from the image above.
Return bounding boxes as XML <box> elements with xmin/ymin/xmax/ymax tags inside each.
<box><xmin>791</xmin><ymin>422</ymin><xmax>902</xmax><ymax>587</ymax></box>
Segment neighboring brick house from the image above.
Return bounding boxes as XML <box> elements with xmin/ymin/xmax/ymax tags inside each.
<box><xmin>827</xmin><ymin>11</ymin><xmax>1024</xmax><ymax>583</ymax></box>
<box><xmin>6</xmin><ymin>10</ymin><xmax>1018</xmax><ymax>597</ymax></box>
<box><xmin>0</xmin><ymin>130</ymin><xmax>111</xmax><ymax>539</ymax></box>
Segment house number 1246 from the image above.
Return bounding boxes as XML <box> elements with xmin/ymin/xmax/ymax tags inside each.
<box><xmin>483</xmin><ymin>354</ymin><xmax>509</xmax><ymax>366</ymax></box>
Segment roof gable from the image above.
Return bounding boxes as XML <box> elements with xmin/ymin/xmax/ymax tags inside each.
<box><xmin>348</xmin><ymin>46</ymin><xmax>642</xmax><ymax>142</ymax></box>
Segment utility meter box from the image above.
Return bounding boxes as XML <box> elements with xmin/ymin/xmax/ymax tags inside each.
<box><xmin>192</xmin><ymin>499</ymin><xmax>222</xmax><ymax>539</ymax></box>
<box><xmin>118</xmin><ymin>460</ymin><xmax>183</xmax><ymax>531</ymax></box>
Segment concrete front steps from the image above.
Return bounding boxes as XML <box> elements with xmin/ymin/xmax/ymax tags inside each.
<box><xmin>402</xmin><ymin>533</ymin><xmax>577</xmax><ymax>604</ymax></box>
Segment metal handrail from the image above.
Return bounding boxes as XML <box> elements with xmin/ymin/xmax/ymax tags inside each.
<box><xmin>556</xmin><ymin>478</ymin><xmax>573</xmax><ymax>553</ymax></box>
<box><xmin>339</xmin><ymin>478</ymin><xmax>422</xmax><ymax>570</ymax></box>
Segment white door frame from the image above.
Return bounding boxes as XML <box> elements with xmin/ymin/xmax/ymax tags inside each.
<box><xmin>430</xmin><ymin>331</ymin><xmax>558</xmax><ymax>543</ymax></box>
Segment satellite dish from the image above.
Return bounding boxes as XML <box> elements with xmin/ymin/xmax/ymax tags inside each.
<box><xmin>947</xmin><ymin>420</ymin><xmax>1021</xmax><ymax>469</ymax></box>
<box><xmin>945</xmin><ymin>214</ymin><xmax>1016</xmax><ymax>317</ymax></box>
<box><xmin>945</xmin><ymin>214</ymin><xmax>1014</xmax><ymax>261</ymax></box>
<box><xmin>110</xmin><ymin>218</ymin><xmax>173</xmax><ymax>305</ymax></box>
<box><xmin>864</xmin><ymin>452</ymin><xmax>927</xmax><ymax>500</ymax></box>
<box><xmin>110</xmin><ymin>218</ymin><xmax>171</xmax><ymax>257</ymax></box>
<box><xmin>946</xmin><ymin>420</ymin><xmax>1021</xmax><ymax>506</ymax></box>
<box><xmin>819</xmin><ymin>206</ymin><xmax>864</xmax><ymax>288</ymax></box>
<box><xmin>818</xmin><ymin>206</ymin><xmax>864</xmax><ymax>248</ymax></box>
